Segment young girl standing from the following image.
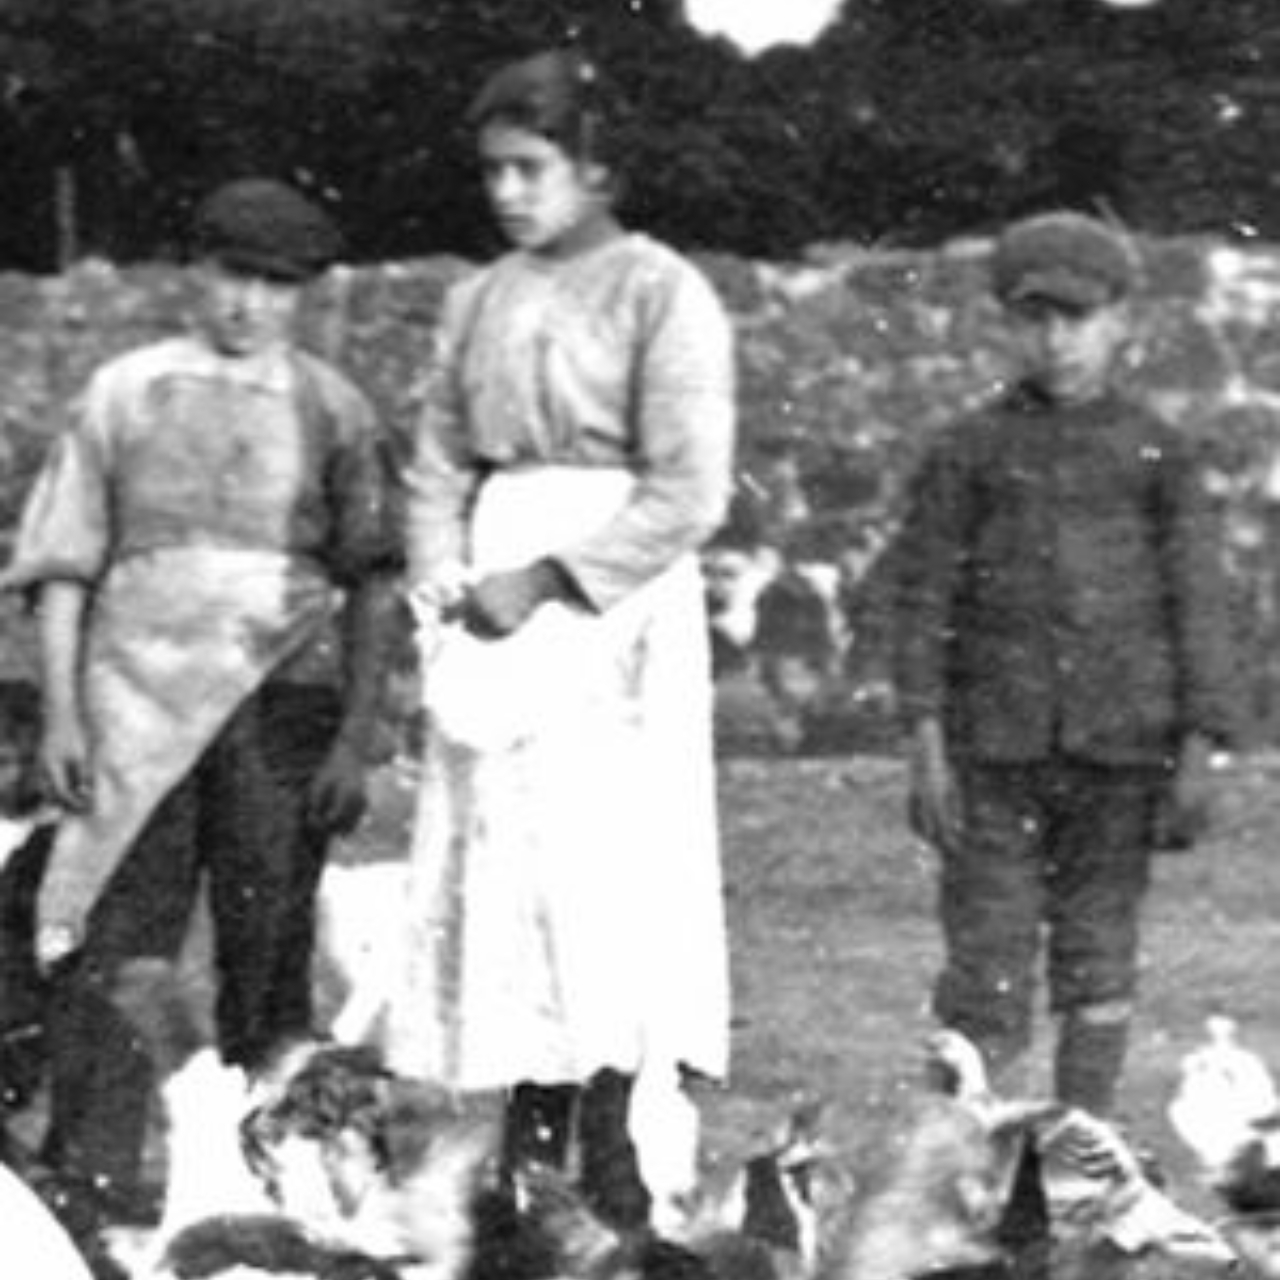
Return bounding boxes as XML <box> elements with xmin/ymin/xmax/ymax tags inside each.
<box><xmin>393</xmin><ymin>48</ymin><xmax>736</xmax><ymax>1230</ymax></box>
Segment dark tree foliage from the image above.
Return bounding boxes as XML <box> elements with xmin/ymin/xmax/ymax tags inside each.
<box><xmin>824</xmin><ymin>0</ymin><xmax>1280</xmax><ymax>244</ymax></box>
<box><xmin>1</xmin><ymin>0</ymin><xmax>1279</xmax><ymax>271</ymax></box>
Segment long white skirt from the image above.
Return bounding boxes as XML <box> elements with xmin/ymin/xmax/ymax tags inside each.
<box><xmin>384</xmin><ymin>468</ymin><xmax>730</xmax><ymax>1093</ymax></box>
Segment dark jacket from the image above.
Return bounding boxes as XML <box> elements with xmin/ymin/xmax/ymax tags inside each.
<box><xmin>892</xmin><ymin>386</ymin><xmax>1239</xmax><ymax>766</ymax></box>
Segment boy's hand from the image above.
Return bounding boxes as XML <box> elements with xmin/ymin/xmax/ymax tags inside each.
<box><xmin>1153</xmin><ymin>733</ymin><xmax>1219</xmax><ymax>852</ymax></box>
<box><xmin>460</xmin><ymin>560</ymin><xmax>574</xmax><ymax>639</ymax></box>
<box><xmin>37</xmin><ymin>923</ymin><xmax>82</xmax><ymax>972</ymax></box>
<box><xmin>908</xmin><ymin>717</ymin><xmax>962</xmax><ymax>854</ymax></box>
<box><xmin>307</xmin><ymin>738</ymin><xmax>368</xmax><ymax>836</ymax></box>
<box><xmin>40</xmin><ymin>710</ymin><xmax>93</xmax><ymax>813</ymax></box>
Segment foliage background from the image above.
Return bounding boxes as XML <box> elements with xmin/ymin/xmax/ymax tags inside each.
<box><xmin>324</xmin><ymin>749</ymin><xmax>1280</xmax><ymax>1225</ymax></box>
<box><xmin>3</xmin><ymin>0</ymin><xmax>1280</xmax><ymax>271</ymax></box>
<box><xmin>4</xmin><ymin>231</ymin><xmax>1280</xmax><ymax>742</ymax></box>
<box><xmin>5</xmin><ymin>0</ymin><xmax>1280</xmax><ymax>737</ymax></box>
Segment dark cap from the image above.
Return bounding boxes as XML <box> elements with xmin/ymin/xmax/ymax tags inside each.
<box><xmin>191</xmin><ymin>178</ymin><xmax>341</xmax><ymax>282</ymax></box>
<box><xmin>992</xmin><ymin>211</ymin><xmax>1134</xmax><ymax>312</ymax></box>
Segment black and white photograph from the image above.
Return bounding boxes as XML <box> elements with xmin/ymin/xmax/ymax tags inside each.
<box><xmin>3</xmin><ymin>3</ymin><xmax>1280</xmax><ymax>1278</ymax></box>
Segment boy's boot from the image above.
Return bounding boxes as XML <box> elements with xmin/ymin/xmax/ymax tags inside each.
<box><xmin>1054</xmin><ymin>1008</ymin><xmax>1130</xmax><ymax>1117</ymax></box>
<box><xmin>578</xmin><ymin>1068</ymin><xmax>652</xmax><ymax>1232</ymax></box>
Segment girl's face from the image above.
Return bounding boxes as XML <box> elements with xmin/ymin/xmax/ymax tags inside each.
<box><xmin>196</xmin><ymin>261</ymin><xmax>302</xmax><ymax>357</ymax></box>
<box><xmin>479</xmin><ymin>121</ymin><xmax>606</xmax><ymax>254</ymax></box>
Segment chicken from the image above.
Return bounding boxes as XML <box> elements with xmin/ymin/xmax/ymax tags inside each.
<box><xmin>1168</xmin><ymin>1015</ymin><xmax>1279</xmax><ymax>1188</ymax></box>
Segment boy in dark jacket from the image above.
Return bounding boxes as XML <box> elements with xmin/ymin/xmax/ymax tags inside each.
<box><xmin>892</xmin><ymin>211</ymin><xmax>1239</xmax><ymax>1115</ymax></box>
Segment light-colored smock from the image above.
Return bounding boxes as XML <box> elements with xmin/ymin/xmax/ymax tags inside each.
<box><xmin>391</xmin><ymin>232</ymin><xmax>736</xmax><ymax>1091</ymax></box>
<box><xmin>2</xmin><ymin>337</ymin><xmax>393</xmax><ymax>953</ymax></box>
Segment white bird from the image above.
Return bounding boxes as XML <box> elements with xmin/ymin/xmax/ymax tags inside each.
<box><xmin>1168</xmin><ymin>1015</ymin><xmax>1279</xmax><ymax>1184</ymax></box>
<box><xmin>0</xmin><ymin>1160</ymin><xmax>96</xmax><ymax>1280</ymax></box>
<box><xmin>314</xmin><ymin>860</ymin><xmax>409</xmax><ymax>1047</ymax></box>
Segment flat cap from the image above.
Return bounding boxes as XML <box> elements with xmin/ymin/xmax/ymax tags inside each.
<box><xmin>992</xmin><ymin>211</ymin><xmax>1134</xmax><ymax>311</ymax></box>
<box><xmin>191</xmin><ymin>178</ymin><xmax>341</xmax><ymax>282</ymax></box>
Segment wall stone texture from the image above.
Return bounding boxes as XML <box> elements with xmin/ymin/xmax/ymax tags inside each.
<box><xmin>3</xmin><ymin>233</ymin><xmax>1280</xmax><ymax>744</ymax></box>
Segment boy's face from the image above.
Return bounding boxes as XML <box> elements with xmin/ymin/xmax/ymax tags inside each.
<box><xmin>196</xmin><ymin>260</ymin><xmax>303</xmax><ymax>357</ymax></box>
<box><xmin>1008</xmin><ymin>296</ymin><xmax>1129</xmax><ymax>404</ymax></box>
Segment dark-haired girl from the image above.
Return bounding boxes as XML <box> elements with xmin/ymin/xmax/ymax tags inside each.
<box><xmin>393</xmin><ymin>48</ymin><xmax>736</xmax><ymax>1231</ymax></box>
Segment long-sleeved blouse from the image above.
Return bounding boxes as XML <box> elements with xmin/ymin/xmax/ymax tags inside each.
<box><xmin>403</xmin><ymin>233</ymin><xmax>735</xmax><ymax>611</ymax></box>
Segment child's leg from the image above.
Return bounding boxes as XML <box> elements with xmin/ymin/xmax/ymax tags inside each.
<box><xmin>1053</xmin><ymin>1002</ymin><xmax>1133</xmax><ymax>1118</ymax></box>
<box><xmin>1045</xmin><ymin>761</ymin><xmax>1157</xmax><ymax>1116</ymax></box>
<box><xmin>202</xmin><ymin>683</ymin><xmax>340</xmax><ymax>1071</ymax></box>
<box><xmin>931</xmin><ymin>762</ymin><xmax>1048</xmax><ymax>1092</ymax></box>
<box><xmin>0</xmin><ymin>826</ymin><xmax>54</xmax><ymax>1114</ymax></box>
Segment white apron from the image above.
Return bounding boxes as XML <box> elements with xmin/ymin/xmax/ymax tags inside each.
<box><xmin>385</xmin><ymin>467</ymin><xmax>730</xmax><ymax>1093</ymax></box>
<box><xmin>37</xmin><ymin>546</ymin><xmax>337</xmax><ymax>963</ymax></box>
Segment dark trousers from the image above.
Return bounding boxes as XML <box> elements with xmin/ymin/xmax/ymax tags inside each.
<box><xmin>42</xmin><ymin>683</ymin><xmax>340</xmax><ymax>1202</ymax></box>
<box><xmin>0</xmin><ymin>824</ymin><xmax>54</xmax><ymax>1114</ymax></box>
<box><xmin>932</xmin><ymin>755</ymin><xmax>1158</xmax><ymax>1074</ymax></box>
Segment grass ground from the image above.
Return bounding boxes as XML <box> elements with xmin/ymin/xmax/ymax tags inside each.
<box><xmin>13</xmin><ymin>688</ymin><xmax>1280</xmax><ymax>1232</ymax></box>
<box><xmin>346</xmin><ymin>727</ymin><xmax>1280</xmax><ymax>1222</ymax></box>
<box><xmin>706</xmin><ymin>748</ymin><xmax>1280</xmax><ymax>1197</ymax></box>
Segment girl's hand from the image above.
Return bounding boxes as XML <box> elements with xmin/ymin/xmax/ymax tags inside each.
<box><xmin>406</xmin><ymin>563</ymin><xmax>473</xmax><ymax>626</ymax></box>
<box><xmin>461</xmin><ymin>560</ymin><xmax>574</xmax><ymax>639</ymax></box>
<box><xmin>40</xmin><ymin>709</ymin><xmax>93</xmax><ymax>813</ymax></box>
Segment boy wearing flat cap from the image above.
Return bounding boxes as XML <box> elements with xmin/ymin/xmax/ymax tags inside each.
<box><xmin>3</xmin><ymin>178</ymin><xmax>398</xmax><ymax>1231</ymax></box>
<box><xmin>893</xmin><ymin>210</ymin><xmax>1238</xmax><ymax>1115</ymax></box>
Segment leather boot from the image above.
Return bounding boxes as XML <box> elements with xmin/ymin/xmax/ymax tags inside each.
<box><xmin>500</xmin><ymin>1081</ymin><xmax>578</xmax><ymax>1180</ymax></box>
<box><xmin>578</xmin><ymin>1068</ymin><xmax>651</xmax><ymax>1232</ymax></box>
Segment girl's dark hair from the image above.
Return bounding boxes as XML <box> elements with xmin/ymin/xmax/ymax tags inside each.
<box><xmin>468</xmin><ymin>48</ymin><xmax>627</xmax><ymax>174</ymax></box>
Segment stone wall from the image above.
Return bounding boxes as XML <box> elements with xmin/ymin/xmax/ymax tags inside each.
<box><xmin>3</xmin><ymin>235</ymin><xmax>1280</xmax><ymax>738</ymax></box>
